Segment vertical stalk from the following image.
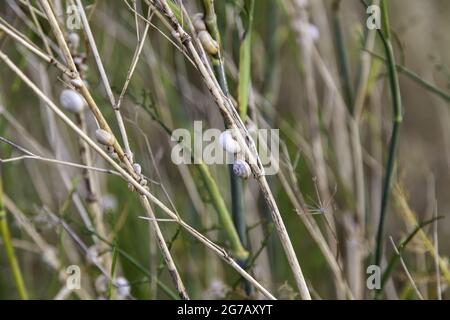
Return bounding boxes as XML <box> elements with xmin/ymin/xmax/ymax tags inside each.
<box><xmin>201</xmin><ymin>0</ymin><xmax>250</xmax><ymax>267</ymax></box>
<box><xmin>332</xmin><ymin>0</ymin><xmax>354</xmax><ymax>112</ymax></box>
<box><xmin>237</xmin><ymin>0</ymin><xmax>255</xmax><ymax>120</ymax></box>
<box><xmin>374</xmin><ymin>0</ymin><xmax>403</xmax><ymax>267</ymax></box>
<box><xmin>0</xmin><ymin>169</ymin><xmax>29</xmax><ymax>299</ymax></box>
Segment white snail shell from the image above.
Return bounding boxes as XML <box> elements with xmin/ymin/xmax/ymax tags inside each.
<box><xmin>59</xmin><ymin>89</ymin><xmax>85</xmax><ymax>113</ymax></box>
<box><xmin>193</xmin><ymin>13</ymin><xmax>206</xmax><ymax>31</ymax></box>
<box><xmin>70</xmin><ymin>78</ymin><xmax>84</xmax><ymax>89</ymax></box>
<box><xmin>115</xmin><ymin>277</ymin><xmax>130</xmax><ymax>297</ymax></box>
<box><xmin>133</xmin><ymin>163</ymin><xmax>142</xmax><ymax>176</ymax></box>
<box><xmin>67</xmin><ymin>32</ymin><xmax>80</xmax><ymax>50</ymax></box>
<box><xmin>86</xmin><ymin>246</ymin><xmax>99</xmax><ymax>265</ymax></box>
<box><xmin>95</xmin><ymin>129</ymin><xmax>115</xmax><ymax>146</ymax></box>
<box><xmin>233</xmin><ymin>159</ymin><xmax>251</xmax><ymax>179</ymax></box>
<box><xmin>306</xmin><ymin>23</ymin><xmax>319</xmax><ymax>42</ymax></box>
<box><xmin>219</xmin><ymin>131</ymin><xmax>241</xmax><ymax>154</ymax></box>
<box><xmin>198</xmin><ymin>30</ymin><xmax>219</xmax><ymax>56</ymax></box>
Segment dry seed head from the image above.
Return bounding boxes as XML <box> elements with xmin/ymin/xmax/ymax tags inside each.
<box><xmin>95</xmin><ymin>129</ymin><xmax>115</xmax><ymax>146</ymax></box>
<box><xmin>198</xmin><ymin>31</ymin><xmax>219</xmax><ymax>56</ymax></box>
<box><xmin>233</xmin><ymin>159</ymin><xmax>251</xmax><ymax>179</ymax></box>
<box><xmin>59</xmin><ymin>89</ymin><xmax>86</xmax><ymax>113</ymax></box>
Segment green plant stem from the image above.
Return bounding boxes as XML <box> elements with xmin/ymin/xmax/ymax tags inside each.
<box><xmin>376</xmin><ymin>217</ymin><xmax>442</xmax><ymax>298</ymax></box>
<box><xmin>202</xmin><ymin>0</ymin><xmax>229</xmax><ymax>95</ymax></box>
<box><xmin>368</xmin><ymin>51</ymin><xmax>450</xmax><ymax>103</ymax></box>
<box><xmin>374</xmin><ymin>0</ymin><xmax>403</xmax><ymax>268</ymax></box>
<box><xmin>201</xmin><ymin>0</ymin><xmax>250</xmax><ymax>263</ymax></box>
<box><xmin>0</xmin><ymin>172</ymin><xmax>29</xmax><ymax>300</ymax></box>
<box><xmin>238</xmin><ymin>0</ymin><xmax>255</xmax><ymax>120</ymax></box>
<box><xmin>197</xmin><ymin>162</ymin><xmax>249</xmax><ymax>261</ymax></box>
<box><xmin>229</xmin><ymin>166</ymin><xmax>248</xmax><ymax>248</ymax></box>
<box><xmin>141</xmin><ymin>103</ymin><xmax>249</xmax><ymax>261</ymax></box>
<box><xmin>332</xmin><ymin>0</ymin><xmax>354</xmax><ymax>111</ymax></box>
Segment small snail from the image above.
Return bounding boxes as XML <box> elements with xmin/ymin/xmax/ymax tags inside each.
<box><xmin>114</xmin><ymin>277</ymin><xmax>131</xmax><ymax>298</ymax></box>
<box><xmin>193</xmin><ymin>13</ymin><xmax>206</xmax><ymax>32</ymax></box>
<box><xmin>233</xmin><ymin>158</ymin><xmax>251</xmax><ymax>179</ymax></box>
<box><xmin>133</xmin><ymin>163</ymin><xmax>142</xmax><ymax>176</ymax></box>
<box><xmin>70</xmin><ymin>78</ymin><xmax>84</xmax><ymax>89</ymax></box>
<box><xmin>67</xmin><ymin>32</ymin><xmax>80</xmax><ymax>50</ymax></box>
<box><xmin>198</xmin><ymin>30</ymin><xmax>219</xmax><ymax>56</ymax></box>
<box><xmin>219</xmin><ymin>130</ymin><xmax>241</xmax><ymax>154</ymax></box>
<box><xmin>95</xmin><ymin>129</ymin><xmax>115</xmax><ymax>147</ymax></box>
<box><xmin>59</xmin><ymin>89</ymin><xmax>85</xmax><ymax>113</ymax></box>
<box><xmin>86</xmin><ymin>246</ymin><xmax>99</xmax><ymax>265</ymax></box>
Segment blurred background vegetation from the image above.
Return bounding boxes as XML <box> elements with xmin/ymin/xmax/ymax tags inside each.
<box><xmin>0</xmin><ymin>0</ymin><xmax>450</xmax><ymax>300</ymax></box>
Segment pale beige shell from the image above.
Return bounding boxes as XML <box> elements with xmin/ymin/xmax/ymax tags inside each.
<box><xmin>95</xmin><ymin>129</ymin><xmax>115</xmax><ymax>146</ymax></box>
<box><xmin>219</xmin><ymin>130</ymin><xmax>241</xmax><ymax>154</ymax></box>
<box><xmin>59</xmin><ymin>89</ymin><xmax>85</xmax><ymax>113</ymax></box>
<box><xmin>198</xmin><ymin>30</ymin><xmax>219</xmax><ymax>56</ymax></box>
<box><xmin>193</xmin><ymin>13</ymin><xmax>206</xmax><ymax>31</ymax></box>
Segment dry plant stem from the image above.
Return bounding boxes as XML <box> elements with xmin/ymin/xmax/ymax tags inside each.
<box><xmin>154</xmin><ymin>0</ymin><xmax>310</xmax><ymax>299</ymax></box>
<box><xmin>140</xmin><ymin>196</ymin><xmax>189</xmax><ymax>299</ymax></box>
<box><xmin>3</xmin><ymin>195</ymin><xmax>89</xmax><ymax>299</ymax></box>
<box><xmin>295</xmin><ymin>3</ymin><xmax>338</xmax><ymax>258</ymax></box>
<box><xmin>277</xmin><ymin>169</ymin><xmax>353</xmax><ymax>299</ymax></box>
<box><xmin>0</xmin><ymin>51</ymin><xmax>275</xmax><ymax>300</ymax></box>
<box><xmin>0</xmin><ymin>143</ymin><xmax>119</xmax><ymax>176</ymax></box>
<box><xmin>200</xmin><ymin>0</ymin><xmax>249</xmax><ymax>263</ymax></box>
<box><xmin>394</xmin><ymin>186</ymin><xmax>450</xmax><ymax>284</ymax></box>
<box><xmin>375</xmin><ymin>0</ymin><xmax>403</xmax><ymax>267</ymax></box>
<box><xmin>0</xmin><ymin>174</ymin><xmax>29</xmax><ymax>300</ymax></box>
<box><xmin>74</xmin><ymin>0</ymin><xmax>132</xmax><ymax>160</ymax></box>
<box><xmin>29</xmin><ymin>2</ymin><xmax>187</xmax><ymax>297</ymax></box>
<box><xmin>75</xmin><ymin>112</ymin><xmax>110</xmax><ymax>267</ymax></box>
<box><xmin>3</xmin><ymin>195</ymin><xmax>60</xmax><ymax>270</ymax></box>
<box><xmin>1</xmin><ymin>104</ymin><xmax>95</xmax><ymax>233</ymax></box>
<box><xmin>39</xmin><ymin>0</ymin><xmax>133</xmax><ymax>174</ymax></box>
<box><xmin>116</xmin><ymin>7</ymin><xmax>153</xmax><ymax>109</ymax></box>
<box><xmin>24</xmin><ymin>0</ymin><xmax>53</xmax><ymax>57</ymax></box>
<box><xmin>388</xmin><ymin>236</ymin><xmax>424</xmax><ymax>300</ymax></box>
<box><xmin>433</xmin><ymin>202</ymin><xmax>441</xmax><ymax>299</ymax></box>
<box><xmin>0</xmin><ymin>21</ymin><xmax>74</xmax><ymax>78</ymax></box>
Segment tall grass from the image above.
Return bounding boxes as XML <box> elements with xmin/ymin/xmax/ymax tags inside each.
<box><xmin>0</xmin><ymin>0</ymin><xmax>449</xmax><ymax>300</ymax></box>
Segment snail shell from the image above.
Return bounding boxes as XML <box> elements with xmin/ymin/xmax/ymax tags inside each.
<box><xmin>198</xmin><ymin>30</ymin><xmax>219</xmax><ymax>56</ymax></box>
<box><xmin>193</xmin><ymin>13</ymin><xmax>206</xmax><ymax>31</ymax></box>
<box><xmin>59</xmin><ymin>89</ymin><xmax>85</xmax><ymax>113</ymax></box>
<box><xmin>233</xmin><ymin>159</ymin><xmax>251</xmax><ymax>179</ymax></box>
<box><xmin>95</xmin><ymin>129</ymin><xmax>115</xmax><ymax>146</ymax></box>
<box><xmin>114</xmin><ymin>277</ymin><xmax>130</xmax><ymax>297</ymax></box>
<box><xmin>219</xmin><ymin>130</ymin><xmax>241</xmax><ymax>154</ymax></box>
<box><xmin>67</xmin><ymin>32</ymin><xmax>80</xmax><ymax>50</ymax></box>
<box><xmin>133</xmin><ymin>163</ymin><xmax>142</xmax><ymax>176</ymax></box>
<box><xmin>70</xmin><ymin>78</ymin><xmax>84</xmax><ymax>89</ymax></box>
